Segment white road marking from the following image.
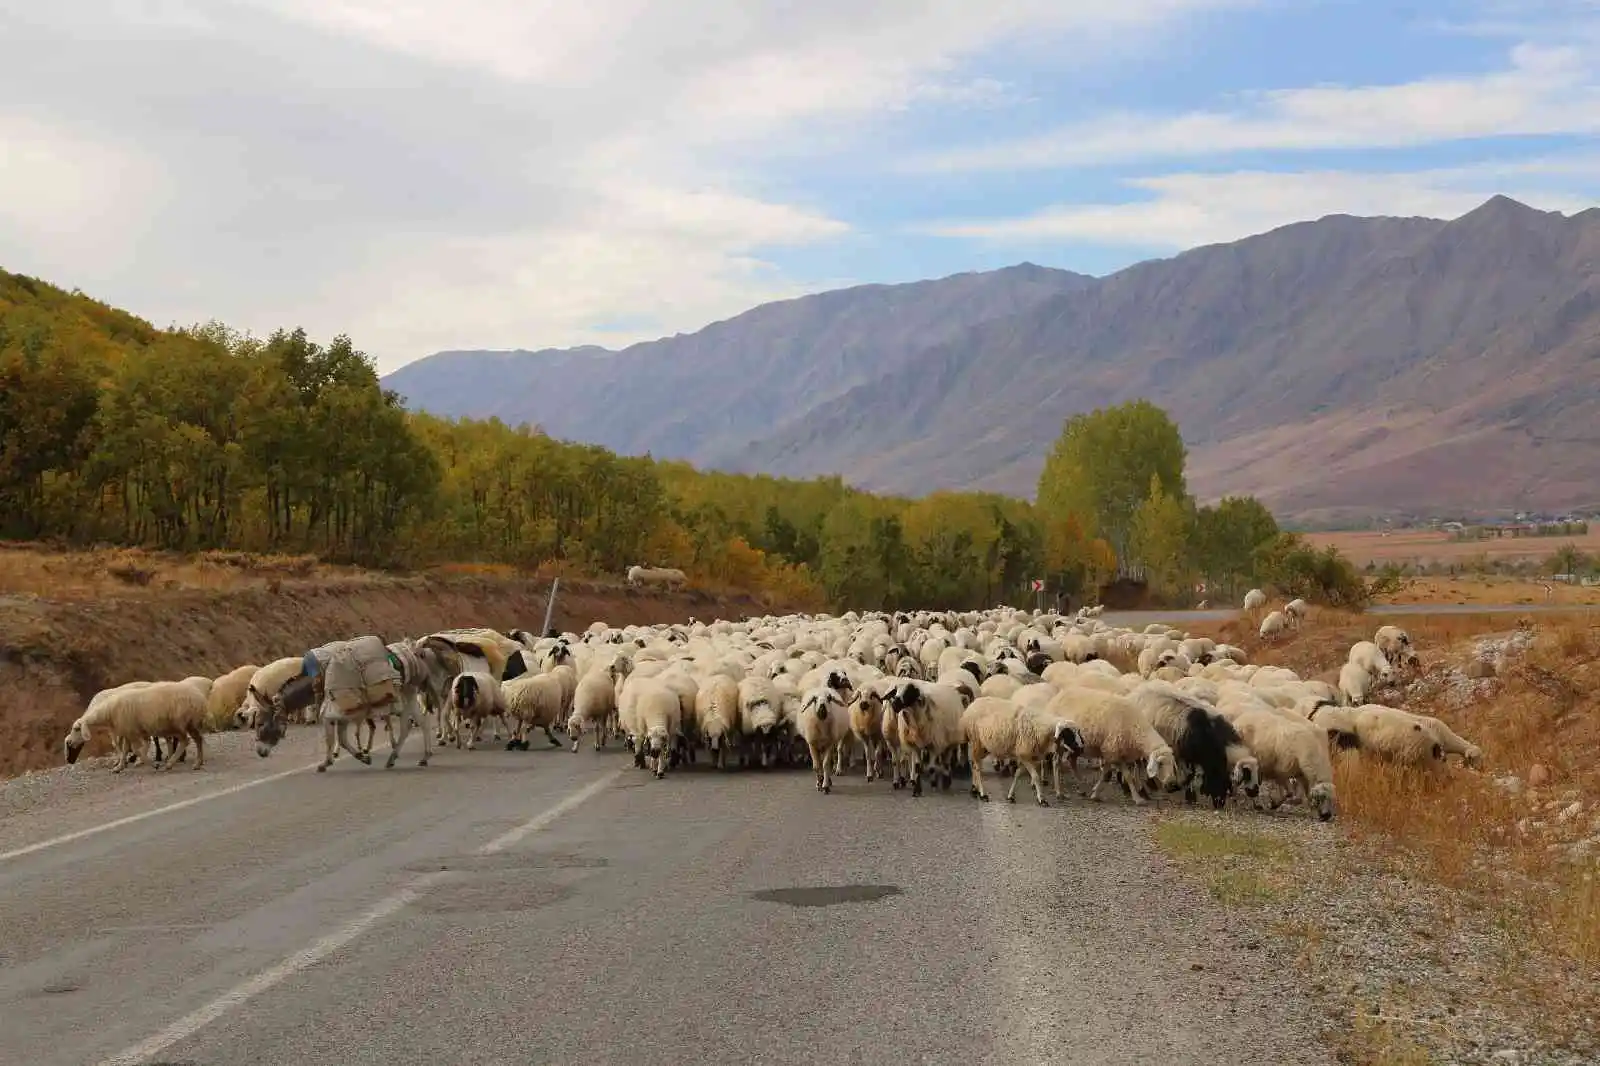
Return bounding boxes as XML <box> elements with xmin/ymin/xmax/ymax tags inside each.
<box><xmin>95</xmin><ymin>766</ymin><xmax>626</xmax><ymax>1066</ymax></box>
<box><xmin>0</xmin><ymin>763</ymin><xmax>319</xmax><ymax>864</ymax></box>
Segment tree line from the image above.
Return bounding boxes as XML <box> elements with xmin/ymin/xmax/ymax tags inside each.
<box><xmin>0</xmin><ymin>269</ymin><xmax>1370</xmax><ymax>609</ymax></box>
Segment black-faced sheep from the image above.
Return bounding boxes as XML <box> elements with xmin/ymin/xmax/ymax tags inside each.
<box><xmin>1128</xmin><ymin>680</ymin><xmax>1260</xmax><ymax>809</ymax></box>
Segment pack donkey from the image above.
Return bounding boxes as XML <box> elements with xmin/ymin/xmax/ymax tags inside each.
<box><xmin>253</xmin><ymin>636</ymin><xmax>442</xmax><ymax>770</ymax></box>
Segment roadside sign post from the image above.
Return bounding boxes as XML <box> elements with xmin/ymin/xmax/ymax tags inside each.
<box><xmin>541</xmin><ymin>577</ymin><xmax>560</xmax><ymax>636</ymax></box>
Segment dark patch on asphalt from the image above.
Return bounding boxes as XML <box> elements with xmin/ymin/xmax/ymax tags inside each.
<box><xmin>417</xmin><ymin>876</ymin><xmax>576</xmax><ymax>915</ymax></box>
<box><xmin>35</xmin><ymin>981</ymin><xmax>79</xmax><ymax>996</ymax></box>
<box><xmin>403</xmin><ymin>851</ymin><xmax>608</xmax><ymax>875</ymax></box>
<box><xmin>748</xmin><ymin>884</ymin><xmax>903</xmax><ymax>907</ymax></box>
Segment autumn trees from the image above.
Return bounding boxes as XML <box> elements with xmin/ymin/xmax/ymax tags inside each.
<box><xmin>1</xmin><ymin>266</ymin><xmax>1366</xmax><ymax>609</ymax></box>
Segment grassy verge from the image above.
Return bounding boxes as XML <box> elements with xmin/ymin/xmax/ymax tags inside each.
<box><xmin>1154</xmin><ymin>820</ymin><xmax>1296</xmax><ymax>907</ymax></box>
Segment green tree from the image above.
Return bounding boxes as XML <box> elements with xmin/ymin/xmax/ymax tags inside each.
<box><xmin>1128</xmin><ymin>473</ymin><xmax>1193</xmax><ymax>595</ymax></box>
<box><xmin>1036</xmin><ymin>399</ymin><xmax>1188</xmax><ymax>564</ymax></box>
<box><xmin>1192</xmin><ymin>495</ymin><xmax>1280</xmax><ymax>601</ymax></box>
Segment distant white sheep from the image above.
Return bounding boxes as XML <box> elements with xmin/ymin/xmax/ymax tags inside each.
<box><xmin>626</xmin><ymin>565</ymin><xmax>688</xmax><ymax>590</ymax></box>
<box><xmin>1259</xmin><ymin>611</ymin><xmax>1288</xmax><ymax>641</ymax></box>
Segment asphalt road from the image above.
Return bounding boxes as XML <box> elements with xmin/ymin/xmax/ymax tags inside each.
<box><xmin>1</xmin><ymin>733</ymin><xmax>1334</xmax><ymax>1066</ymax></box>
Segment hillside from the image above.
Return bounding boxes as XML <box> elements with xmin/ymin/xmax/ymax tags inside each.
<box><xmin>381</xmin><ymin>263</ymin><xmax>1093</xmax><ymax>459</ymax></box>
<box><xmin>388</xmin><ymin>196</ymin><xmax>1600</xmax><ymax>522</ymax></box>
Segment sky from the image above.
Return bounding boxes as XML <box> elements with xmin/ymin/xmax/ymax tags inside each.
<box><xmin>1</xmin><ymin>0</ymin><xmax>1597</xmax><ymax>373</ymax></box>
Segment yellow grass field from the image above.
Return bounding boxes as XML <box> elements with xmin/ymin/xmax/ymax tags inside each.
<box><xmin>1307</xmin><ymin>528</ymin><xmax>1600</xmax><ymax>565</ymax></box>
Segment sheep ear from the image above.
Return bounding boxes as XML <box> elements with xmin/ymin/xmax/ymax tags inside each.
<box><xmin>1412</xmin><ymin>723</ymin><xmax>1423</xmax><ymax>731</ymax></box>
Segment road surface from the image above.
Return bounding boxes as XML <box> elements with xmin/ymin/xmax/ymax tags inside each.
<box><xmin>1100</xmin><ymin>602</ymin><xmax>1599</xmax><ymax>626</ymax></box>
<box><xmin>0</xmin><ymin>731</ymin><xmax>1333</xmax><ymax>1066</ymax></box>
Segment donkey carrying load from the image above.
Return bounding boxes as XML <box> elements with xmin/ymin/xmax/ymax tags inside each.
<box><xmin>253</xmin><ymin>635</ymin><xmax>437</xmax><ymax>771</ymax></box>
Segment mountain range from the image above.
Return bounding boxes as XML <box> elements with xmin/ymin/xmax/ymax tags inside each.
<box><xmin>382</xmin><ymin>195</ymin><xmax>1600</xmax><ymax>524</ymax></box>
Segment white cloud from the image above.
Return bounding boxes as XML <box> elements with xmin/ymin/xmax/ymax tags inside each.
<box><xmin>0</xmin><ymin>0</ymin><xmax>1240</xmax><ymax>370</ymax></box>
<box><xmin>912</xmin><ymin>40</ymin><xmax>1600</xmax><ymax>171</ymax></box>
<box><xmin>916</xmin><ymin>159</ymin><xmax>1600</xmax><ymax>247</ymax></box>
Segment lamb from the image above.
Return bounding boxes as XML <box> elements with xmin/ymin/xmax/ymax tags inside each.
<box><xmin>796</xmin><ymin>686</ymin><xmax>852</xmax><ymax>793</ymax></box>
<box><xmin>1128</xmin><ymin>680</ymin><xmax>1260</xmax><ymax>809</ymax></box>
<box><xmin>1228</xmin><ymin>709</ymin><xmax>1336</xmax><ymax>820</ymax></box>
<box><xmin>1243</xmin><ymin>588</ymin><xmax>1267</xmax><ymax>612</ymax></box>
<box><xmin>1259</xmin><ymin>611</ymin><xmax>1288</xmax><ymax>641</ymax></box>
<box><xmin>1045</xmin><ymin>685</ymin><xmax>1178</xmax><ymax>804</ymax></box>
<box><xmin>960</xmin><ymin>696</ymin><xmax>1085</xmax><ymax>806</ymax></box>
<box><xmin>626</xmin><ymin>565</ymin><xmax>688</xmax><ymax>590</ymax></box>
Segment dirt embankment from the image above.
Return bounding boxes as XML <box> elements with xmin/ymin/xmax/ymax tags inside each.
<box><xmin>0</xmin><ymin>573</ymin><xmax>767</xmax><ymax>778</ymax></box>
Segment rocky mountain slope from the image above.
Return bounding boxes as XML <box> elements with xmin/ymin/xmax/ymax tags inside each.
<box><xmin>384</xmin><ymin>196</ymin><xmax>1600</xmax><ymax>522</ymax></box>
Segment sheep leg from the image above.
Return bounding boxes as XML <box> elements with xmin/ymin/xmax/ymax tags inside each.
<box><xmin>543</xmin><ymin>725</ymin><xmax>561</xmax><ymax>748</ymax></box>
<box><xmin>1051</xmin><ymin>754</ymin><xmax>1063</xmax><ymax>801</ymax></box>
<box><xmin>1022</xmin><ymin>757</ymin><xmax>1048</xmax><ymax>806</ymax></box>
<box><xmin>186</xmin><ymin>727</ymin><xmax>206</xmax><ymax>771</ymax></box>
<box><xmin>969</xmin><ymin>742</ymin><xmax>989</xmax><ymax>800</ymax></box>
<box><xmin>1124</xmin><ymin>764</ymin><xmax>1148</xmax><ymax>806</ymax></box>
<box><xmin>1088</xmin><ymin>766</ymin><xmax>1115</xmax><ymax>803</ymax></box>
<box><xmin>909</xmin><ymin>751</ymin><xmax>923</xmax><ymax>797</ymax></box>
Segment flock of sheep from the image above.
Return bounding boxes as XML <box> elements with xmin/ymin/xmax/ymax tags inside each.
<box><xmin>60</xmin><ymin>590</ymin><xmax>1483</xmax><ymax>824</ymax></box>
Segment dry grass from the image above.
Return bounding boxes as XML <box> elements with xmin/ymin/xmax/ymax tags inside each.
<box><xmin>1308</xmin><ymin>528</ymin><xmax>1600</xmax><ymax>565</ymax></box>
<box><xmin>1338</xmin><ymin>1011</ymin><xmax>1439</xmax><ymax>1066</ymax></box>
<box><xmin>1197</xmin><ymin>606</ymin><xmax>1600</xmax><ymax>975</ymax></box>
<box><xmin>0</xmin><ymin>542</ymin><xmax>347</xmax><ymax>601</ymax></box>
<box><xmin>1154</xmin><ymin>820</ymin><xmax>1296</xmax><ymax>906</ymax></box>
<box><xmin>1377</xmin><ymin>574</ymin><xmax>1600</xmax><ymax>607</ymax></box>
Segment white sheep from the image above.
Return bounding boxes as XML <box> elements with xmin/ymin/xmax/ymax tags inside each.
<box><xmin>445</xmin><ymin>670</ymin><xmax>504</xmax><ymax>750</ymax></box>
<box><xmin>567</xmin><ymin>658</ymin><xmax>624</xmax><ymax>752</ymax></box>
<box><xmin>235</xmin><ymin>656</ymin><xmax>309</xmax><ymax>729</ymax></box>
<box><xmin>960</xmin><ymin>696</ymin><xmax>1085</xmax><ymax>806</ymax></box>
<box><xmin>1229</xmin><ymin>709</ymin><xmax>1336</xmax><ymax>820</ymax></box>
<box><xmin>887</xmin><ymin>679</ymin><xmax>967</xmax><ymax>797</ymax></box>
<box><xmin>619</xmin><ymin>675</ymin><xmax>682</xmax><ymax>778</ymax></box>
<box><xmin>1284</xmin><ymin>598</ymin><xmax>1309</xmax><ymax>627</ymax></box>
<box><xmin>65</xmin><ymin>680</ymin><xmax>211</xmax><ymax>773</ymax></box>
<box><xmin>796</xmin><ymin>686</ymin><xmax>851</xmax><ymax>793</ymax></box>
<box><xmin>501</xmin><ymin>671</ymin><xmax>566</xmax><ymax>751</ymax></box>
<box><xmin>1347</xmin><ymin>640</ymin><xmax>1394</xmax><ymax>681</ymax></box>
<box><xmin>626</xmin><ymin>565</ymin><xmax>688</xmax><ymax>590</ymax></box>
<box><xmin>1374</xmin><ymin>625</ymin><xmax>1419</xmax><ymax>670</ymax></box>
<box><xmin>1337</xmin><ymin>661</ymin><xmax>1378</xmax><ymax>707</ymax></box>
<box><xmin>205</xmin><ymin>664</ymin><xmax>258</xmax><ymax>733</ymax></box>
<box><xmin>693</xmin><ymin>673</ymin><xmax>743</xmax><ymax>770</ymax></box>
<box><xmin>1243</xmin><ymin>588</ymin><xmax>1267</xmax><ymax>612</ymax></box>
<box><xmin>1045</xmin><ymin>685</ymin><xmax>1178</xmax><ymax>804</ymax></box>
<box><xmin>1259</xmin><ymin>611</ymin><xmax>1288</xmax><ymax>641</ymax></box>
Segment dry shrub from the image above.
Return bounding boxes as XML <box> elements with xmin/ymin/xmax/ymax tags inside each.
<box><xmin>103</xmin><ymin>550</ymin><xmax>157</xmax><ymax>586</ymax></box>
<box><xmin>430</xmin><ymin>560</ymin><xmax>524</xmax><ymax>579</ymax></box>
<box><xmin>1329</xmin><ymin>613</ymin><xmax>1600</xmax><ymax>970</ymax></box>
